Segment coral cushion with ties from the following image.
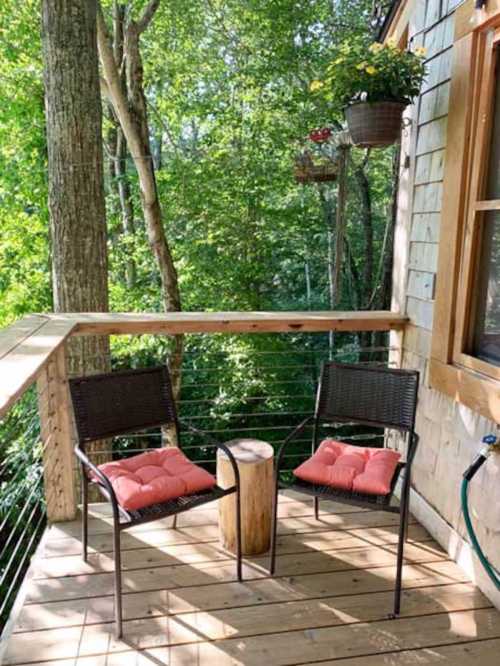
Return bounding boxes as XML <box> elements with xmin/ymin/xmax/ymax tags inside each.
<box><xmin>95</xmin><ymin>448</ymin><xmax>216</xmax><ymax>511</ymax></box>
<box><xmin>293</xmin><ymin>439</ymin><xmax>401</xmax><ymax>496</ymax></box>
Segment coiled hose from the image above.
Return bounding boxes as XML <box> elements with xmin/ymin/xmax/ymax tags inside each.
<box><xmin>461</xmin><ymin>435</ymin><xmax>500</xmax><ymax>590</ymax></box>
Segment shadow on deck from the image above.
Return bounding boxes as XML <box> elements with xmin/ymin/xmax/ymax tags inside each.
<box><xmin>1</xmin><ymin>492</ymin><xmax>500</xmax><ymax>665</ymax></box>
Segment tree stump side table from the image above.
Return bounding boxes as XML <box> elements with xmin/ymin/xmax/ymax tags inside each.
<box><xmin>217</xmin><ymin>438</ymin><xmax>274</xmax><ymax>556</ymax></box>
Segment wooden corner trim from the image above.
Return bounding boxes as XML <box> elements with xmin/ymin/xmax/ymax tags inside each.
<box><xmin>430</xmin><ymin>32</ymin><xmax>476</xmax><ymax>364</ymax></box>
<box><xmin>383</xmin><ymin>0</ymin><xmax>413</xmax><ymax>45</ymax></box>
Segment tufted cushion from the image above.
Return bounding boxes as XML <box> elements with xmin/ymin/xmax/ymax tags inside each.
<box><xmin>294</xmin><ymin>439</ymin><xmax>401</xmax><ymax>496</ymax></box>
<box><xmin>96</xmin><ymin>448</ymin><xmax>216</xmax><ymax>511</ymax></box>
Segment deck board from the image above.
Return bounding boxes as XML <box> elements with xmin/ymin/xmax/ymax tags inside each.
<box><xmin>32</xmin><ymin>523</ymin><xmax>434</xmax><ymax>579</ymax></box>
<box><xmin>2</xmin><ymin>493</ymin><xmax>499</xmax><ymax>666</ymax></box>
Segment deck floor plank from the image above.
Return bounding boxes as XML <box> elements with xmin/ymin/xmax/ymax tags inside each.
<box><xmin>32</xmin><ymin>523</ymin><xmax>433</xmax><ymax>579</ymax></box>
<box><xmin>2</xmin><ymin>496</ymin><xmax>499</xmax><ymax>666</ymax></box>
<box><xmin>23</xmin><ymin>540</ymin><xmax>448</xmax><ymax>605</ymax></box>
<box><xmin>300</xmin><ymin>638</ymin><xmax>500</xmax><ymax>665</ymax></box>
<box><xmin>43</xmin><ymin>511</ymin><xmax>418</xmax><ymax>558</ymax></box>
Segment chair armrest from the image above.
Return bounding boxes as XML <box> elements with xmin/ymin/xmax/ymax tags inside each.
<box><xmin>74</xmin><ymin>445</ymin><xmax>118</xmax><ymax>505</ymax></box>
<box><xmin>407</xmin><ymin>431</ymin><xmax>419</xmax><ymax>467</ymax></box>
<box><xmin>275</xmin><ymin>415</ymin><xmax>315</xmax><ymax>472</ymax></box>
<box><xmin>178</xmin><ymin>419</ymin><xmax>241</xmax><ymax>489</ymax></box>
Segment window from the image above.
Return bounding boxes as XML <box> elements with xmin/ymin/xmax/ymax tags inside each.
<box><xmin>430</xmin><ymin>7</ymin><xmax>500</xmax><ymax>421</ymax></box>
<box><xmin>455</xmin><ymin>38</ymin><xmax>500</xmax><ymax>376</ymax></box>
<box><xmin>450</xmin><ymin>30</ymin><xmax>500</xmax><ymax>381</ymax></box>
<box><xmin>471</xmin><ymin>210</ymin><xmax>500</xmax><ymax>365</ymax></box>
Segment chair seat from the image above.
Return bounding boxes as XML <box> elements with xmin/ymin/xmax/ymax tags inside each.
<box><xmin>294</xmin><ymin>439</ymin><xmax>401</xmax><ymax>496</ymax></box>
<box><xmin>126</xmin><ymin>485</ymin><xmax>232</xmax><ymax>523</ymax></box>
<box><xmin>95</xmin><ymin>448</ymin><xmax>216</xmax><ymax>511</ymax></box>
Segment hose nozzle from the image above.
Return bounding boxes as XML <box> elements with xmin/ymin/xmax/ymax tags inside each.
<box><xmin>482</xmin><ymin>434</ymin><xmax>500</xmax><ymax>454</ymax></box>
<box><xmin>463</xmin><ymin>434</ymin><xmax>498</xmax><ymax>480</ymax></box>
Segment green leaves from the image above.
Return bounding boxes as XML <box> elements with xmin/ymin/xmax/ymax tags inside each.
<box><xmin>0</xmin><ymin>1</ymin><xmax>50</xmax><ymax>325</ymax></box>
<box><xmin>314</xmin><ymin>35</ymin><xmax>427</xmax><ymax>111</ymax></box>
<box><xmin>0</xmin><ymin>0</ymin><xmax>395</xmax><ymax>328</ymax></box>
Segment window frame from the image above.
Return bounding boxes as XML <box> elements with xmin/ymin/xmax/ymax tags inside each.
<box><xmin>453</xmin><ymin>29</ymin><xmax>500</xmax><ymax>379</ymax></box>
<box><xmin>430</xmin><ymin>3</ymin><xmax>500</xmax><ymax>421</ymax></box>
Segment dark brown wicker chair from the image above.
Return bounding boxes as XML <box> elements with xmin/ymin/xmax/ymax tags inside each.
<box><xmin>69</xmin><ymin>365</ymin><xmax>242</xmax><ymax>638</ymax></box>
<box><xmin>270</xmin><ymin>362</ymin><xmax>419</xmax><ymax>618</ymax></box>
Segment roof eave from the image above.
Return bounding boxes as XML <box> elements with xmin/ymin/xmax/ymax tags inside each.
<box><xmin>377</xmin><ymin>0</ymin><xmax>405</xmax><ymax>42</ymax></box>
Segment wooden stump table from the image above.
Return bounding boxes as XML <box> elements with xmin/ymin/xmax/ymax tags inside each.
<box><xmin>217</xmin><ymin>438</ymin><xmax>274</xmax><ymax>556</ymax></box>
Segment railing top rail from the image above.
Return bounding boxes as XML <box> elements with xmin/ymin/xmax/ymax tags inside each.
<box><xmin>0</xmin><ymin>315</ymin><xmax>51</xmax><ymax>360</ymax></box>
<box><xmin>0</xmin><ymin>316</ymin><xmax>75</xmax><ymax>419</ymax></box>
<box><xmin>64</xmin><ymin>310</ymin><xmax>407</xmax><ymax>335</ymax></box>
<box><xmin>0</xmin><ymin>310</ymin><xmax>408</xmax><ymax>418</ymax></box>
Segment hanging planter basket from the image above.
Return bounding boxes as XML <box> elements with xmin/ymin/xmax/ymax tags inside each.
<box><xmin>294</xmin><ymin>162</ymin><xmax>337</xmax><ymax>184</ymax></box>
<box><xmin>308</xmin><ymin>127</ymin><xmax>333</xmax><ymax>144</ymax></box>
<box><xmin>345</xmin><ymin>101</ymin><xmax>407</xmax><ymax>148</ymax></box>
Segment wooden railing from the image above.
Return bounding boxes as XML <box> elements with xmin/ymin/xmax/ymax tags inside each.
<box><xmin>0</xmin><ymin>310</ymin><xmax>408</xmax><ymax>524</ymax></box>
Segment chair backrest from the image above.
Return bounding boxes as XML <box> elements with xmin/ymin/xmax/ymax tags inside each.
<box><xmin>69</xmin><ymin>366</ymin><xmax>177</xmax><ymax>444</ymax></box>
<box><xmin>315</xmin><ymin>362</ymin><xmax>419</xmax><ymax>433</ymax></box>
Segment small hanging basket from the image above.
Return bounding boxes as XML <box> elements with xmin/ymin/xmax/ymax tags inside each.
<box><xmin>308</xmin><ymin>127</ymin><xmax>333</xmax><ymax>144</ymax></box>
<box><xmin>345</xmin><ymin>101</ymin><xmax>407</xmax><ymax>148</ymax></box>
<box><xmin>294</xmin><ymin>162</ymin><xmax>337</xmax><ymax>183</ymax></box>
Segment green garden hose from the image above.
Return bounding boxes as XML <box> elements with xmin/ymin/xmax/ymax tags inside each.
<box><xmin>461</xmin><ymin>434</ymin><xmax>500</xmax><ymax>590</ymax></box>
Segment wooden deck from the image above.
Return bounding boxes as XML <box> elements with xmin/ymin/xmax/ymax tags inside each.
<box><xmin>2</xmin><ymin>492</ymin><xmax>500</xmax><ymax>665</ymax></box>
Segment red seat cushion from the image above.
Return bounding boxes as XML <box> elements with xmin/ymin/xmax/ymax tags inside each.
<box><xmin>294</xmin><ymin>439</ymin><xmax>401</xmax><ymax>496</ymax></box>
<box><xmin>96</xmin><ymin>448</ymin><xmax>216</xmax><ymax>511</ymax></box>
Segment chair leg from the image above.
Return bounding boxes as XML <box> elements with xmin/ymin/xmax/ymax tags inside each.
<box><xmin>172</xmin><ymin>514</ymin><xmax>178</xmax><ymax>530</ymax></box>
<box><xmin>269</xmin><ymin>478</ymin><xmax>279</xmax><ymax>575</ymax></box>
<box><xmin>82</xmin><ymin>474</ymin><xmax>88</xmax><ymax>563</ymax></box>
<box><xmin>404</xmin><ymin>491</ymin><xmax>411</xmax><ymax>543</ymax></box>
<box><xmin>113</xmin><ymin>520</ymin><xmax>123</xmax><ymax>639</ymax></box>
<box><xmin>314</xmin><ymin>496</ymin><xmax>319</xmax><ymax>521</ymax></box>
<box><xmin>235</xmin><ymin>486</ymin><xmax>243</xmax><ymax>582</ymax></box>
<box><xmin>393</xmin><ymin>478</ymin><xmax>410</xmax><ymax>618</ymax></box>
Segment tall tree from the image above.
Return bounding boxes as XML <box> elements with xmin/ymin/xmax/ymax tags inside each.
<box><xmin>96</xmin><ymin>1</ymin><xmax>183</xmax><ymax>410</ymax></box>
<box><xmin>41</xmin><ymin>0</ymin><xmax>110</xmax><ymax>464</ymax></box>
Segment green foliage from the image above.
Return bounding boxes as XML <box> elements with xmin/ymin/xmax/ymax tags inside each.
<box><xmin>312</xmin><ymin>36</ymin><xmax>426</xmax><ymax>112</ymax></box>
<box><xmin>0</xmin><ymin>1</ymin><xmax>50</xmax><ymax>325</ymax></box>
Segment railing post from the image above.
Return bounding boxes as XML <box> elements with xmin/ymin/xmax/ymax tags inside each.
<box><xmin>37</xmin><ymin>342</ymin><xmax>77</xmax><ymax>522</ymax></box>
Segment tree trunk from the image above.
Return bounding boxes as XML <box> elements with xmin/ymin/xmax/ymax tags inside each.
<box><xmin>380</xmin><ymin>145</ymin><xmax>400</xmax><ymax>311</ymax></box>
<box><xmin>42</xmin><ymin>0</ymin><xmax>111</xmax><ymax>486</ymax></box>
<box><xmin>317</xmin><ymin>184</ymin><xmax>336</xmax><ymax>356</ymax></box>
<box><xmin>354</xmin><ymin>151</ymin><xmax>375</xmax><ymax>360</ymax></box>
<box><xmin>332</xmin><ymin>145</ymin><xmax>349</xmax><ymax>306</ymax></box>
<box><xmin>373</xmin><ymin>144</ymin><xmax>401</xmax><ymax>361</ymax></box>
<box><xmin>97</xmin><ymin>2</ymin><xmax>183</xmax><ymax>439</ymax></box>
<box><xmin>354</xmin><ymin>153</ymin><xmax>374</xmax><ymax>308</ymax></box>
<box><xmin>106</xmin><ymin>5</ymin><xmax>136</xmax><ymax>288</ymax></box>
<box><xmin>345</xmin><ymin>239</ymin><xmax>363</xmax><ymax>310</ymax></box>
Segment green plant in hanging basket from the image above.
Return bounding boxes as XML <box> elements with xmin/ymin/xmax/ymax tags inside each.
<box><xmin>311</xmin><ymin>37</ymin><xmax>426</xmax><ymax>147</ymax></box>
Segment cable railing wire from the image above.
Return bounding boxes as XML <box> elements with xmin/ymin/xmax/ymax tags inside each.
<box><xmin>0</xmin><ymin>389</ymin><xmax>46</xmax><ymax>632</ymax></box>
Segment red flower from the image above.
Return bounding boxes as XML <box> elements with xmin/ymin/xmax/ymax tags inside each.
<box><xmin>309</xmin><ymin>127</ymin><xmax>332</xmax><ymax>143</ymax></box>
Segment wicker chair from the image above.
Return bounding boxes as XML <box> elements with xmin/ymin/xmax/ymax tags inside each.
<box><xmin>69</xmin><ymin>365</ymin><xmax>242</xmax><ymax>638</ymax></box>
<box><xmin>270</xmin><ymin>362</ymin><xmax>419</xmax><ymax>618</ymax></box>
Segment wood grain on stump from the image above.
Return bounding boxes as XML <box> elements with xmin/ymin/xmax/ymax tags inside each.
<box><xmin>217</xmin><ymin>438</ymin><xmax>274</xmax><ymax>556</ymax></box>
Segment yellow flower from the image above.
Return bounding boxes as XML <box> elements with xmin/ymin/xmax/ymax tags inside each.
<box><xmin>356</xmin><ymin>61</ymin><xmax>367</xmax><ymax>70</ymax></box>
<box><xmin>369</xmin><ymin>42</ymin><xmax>384</xmax><ymax>53</ymax></box>
<box><xmin>387</xmin><ymin>37</ymin><xmax>397</xmax><ymax>48</ymax></box>
<box><xmin>414</xmin><ymin>46</ymin><xmax>427</xmax><ymax>57</ymax></box>
<box><xmin>366</xmin><ymin>66</ymin><xmax>377</xmax><ymax>75</ymax></box>
<box><xmin>309</xmin><ymin>79</ymin><xmax>324</xmax><ymax>92</ymax></box>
